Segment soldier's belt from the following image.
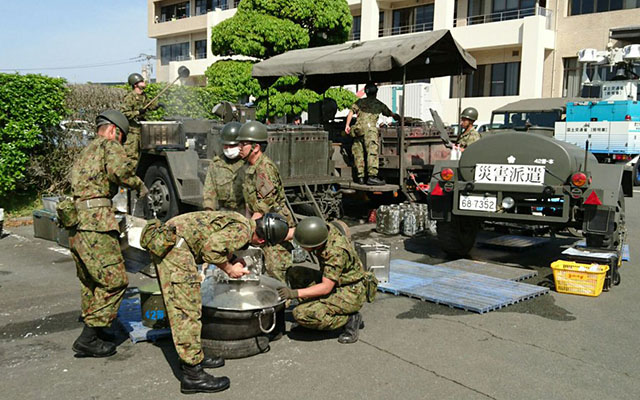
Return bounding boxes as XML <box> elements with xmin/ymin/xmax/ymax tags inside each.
<box><xmin>75</xmin><ymin>198</ymin><xmax>112</xmax><ymax>211</ymax></box>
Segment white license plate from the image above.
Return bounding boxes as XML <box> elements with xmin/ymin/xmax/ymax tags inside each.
<box><xmin>474</xmin><ymin>164</ymin><xmax>545</xmax><ymax>185</ymax></box>
<box><xmin>459</xmin><ymin>195</ymin><xmax>497</xmax><ymax>212</ymax></box>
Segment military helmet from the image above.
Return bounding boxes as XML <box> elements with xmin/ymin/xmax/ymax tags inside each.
<box><xmin>294</xmin><ymin>217</ymin><xmax>329</xmax><ymax>248</ymax></box>
<box><xmin>237</xmin><ymin>121</ymin><xmax>268</xmax><ymax>143</ymax></box>
<box><xmin>255</xmin><ymin>213</ymin><xmax>289</xmax><ymax>246</ymax></box>
<box><xmin>364</xmin><ymin>82</ymin><xmax>378</xmax><ymax>96</ymax></box>
<box><xmin>460</xmin><ymin>107</ymin><xmax>478</xmax><ymax>122</ymax></box>
<box><xmin>96</xmin><ymin>109</ymin><xmax>129</xmax><ymax>136</ymax></box>
<box><xmin>128</xmin><ymin>73</ymin><xmax>144</xmax><ymax>87</ymax></box>
<box><xmin>221</xmin><ymin>122</ymin><xmax>242</xmax><ymax>145</ymax></box>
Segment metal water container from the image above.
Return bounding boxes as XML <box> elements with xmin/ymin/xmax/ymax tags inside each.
<box><xmin>376</xmin><ymin>205</ymin><xmax>389</xmax><ymax>233</ymax></box>
<box><xmin>355</xmin><ymin>242</ymin><xmax>390</xmax><ymax>283</ymax></box>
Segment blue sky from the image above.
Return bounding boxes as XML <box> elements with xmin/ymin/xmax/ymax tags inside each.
<box><xmin>0</xmin><ymin>0</ymin><xmax>155</xmax><ymax>83</ymax></box>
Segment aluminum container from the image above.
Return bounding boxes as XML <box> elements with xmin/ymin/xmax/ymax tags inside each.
<box><xmin>41</xmin><ymin>196</ymin><xmax>60</xmax><ymax>213</ymax></box>
<box><xmin>140</xmin><ymin>121</ymin><xmax>184</xmax><ymax>150</ymax></box>
<box><xmin>33</xmin><ymin>209</ymin><xmax>58</xmax><ymax>242</ymax></box>
<box><xmin>289</xmin><ymin>127</ymin><xmax>329</xmax><ymax>178</ymax></box>
<box><xmin>355</xmin><ymin>242</ymin><xmax>390</xmax><ymax>283</ymax></box>
<box><xmin>265</xmin><ymin>127</ymin><xmax>290</xmax><ymax>178</ymax></box>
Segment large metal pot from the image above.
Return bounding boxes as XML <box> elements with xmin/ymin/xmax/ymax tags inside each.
<box><xmin>201</xmin><ymin>275</ymin><xmax>285</xmax><ymax>341</ymax></box>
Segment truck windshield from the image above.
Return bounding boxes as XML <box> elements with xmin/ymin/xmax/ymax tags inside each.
<box><xmin>490</xmin><ymin>111</ymin><xmax>561</xmax><ymax>129</ymax></box>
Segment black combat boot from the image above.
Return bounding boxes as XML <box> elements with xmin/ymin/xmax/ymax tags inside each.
<box><xmin>356</xmin><ymin>177</ymin><xmax>366</xmax><ymax>185</ymax></box>
<box><xmin>201</xmin><ymin>355</ymin><xmax>225</xmax><ymax>369</ymax></box>
<box><xmin>338</xmin><ymin>312</ymin><xmax>363</xmax><ymax>344</ymax></box>
<box><xmin>180</xmin><ymin>363</ymin><xmax>230</xmax><ymax>394</ymax></box>
<box><xmin>366</xmin><ymin>176</ymin><xmax>385</xmax><ymax>186</ymax></box>
<box><xmin>72</xmin><ymin>325</ymin><xmax>117</xmax><ymax>357</ymax></box>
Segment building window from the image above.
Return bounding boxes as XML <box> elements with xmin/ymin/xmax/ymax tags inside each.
<box><xmin>450</xmin><ymin>62</ymin><xmax>520</xmax><ymax>97</ymax></box>
<box><xmin>160</xmin><ymin>1</ymin><xmax>191</xmax><ymax>22</ymax></box>
<box><xmin>160</xmin><ymin>42</ymin><xmax>190</xmax><ymax>65</ymax></box>
<box><xmin>570</xmin><ymin>0</ymin><xmax>639</xmax><ymax>15</ymax></box>
<box><xmin>562</xmin><ymin>58</ymin><xmax>581</xmax><ymax>97</ymax></box>
<box><xmin>195</xmin><ymin>0</ymin><xmax>211</xmax><ymax>15</ymax></box>
<box><xmin>492</xmin><ymin>0</ymin><xmax>535</xmax><ymax>20</ymax></box>
<box><xmin>392</xmin><ymin>4</ymin><xmax>434</xmax><ymax>35</ymax></box>
<box><xmin>195</xmin><ymin>40</ymin><xmax>207</xmax><ymax>59</ymax></box>
<box><xmin>351</xmin><ymin>15</ymin><xmax>361</xmax><ymax>40</ymax></box>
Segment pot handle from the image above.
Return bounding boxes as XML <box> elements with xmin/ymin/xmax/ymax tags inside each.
<box><xmin>256</xmin><ymin>307</ymin><xmax>276</xmax><ymax>334</ymax></box>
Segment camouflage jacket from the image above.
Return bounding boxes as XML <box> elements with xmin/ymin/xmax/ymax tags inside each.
<box><xmin>315</xmin><ymin>224</ymin><xmax>365</xmax><ymax>286</ymax></box>
<box><xmin>120</xmin><ymin>91</ymin><xmax>155</xmax><ymax>131</ymax></box>
<box><xmin>202</xmin><ymin>156</ymin><xmax>246</xmax><ymax>213</ymax></box>
<box><xmin>457</xmin><ymin>127</ymin><xmax>481</xmax><ymax>149</ymax></box>
<box><xmin>243</xmin><ymin>154</ymin><xmax>293</xmax><ymax>225</ymax></box>
<box><xmin>351</xmin><ymin>97</ymin><xmax>394</xmax><ymax>135</ymax></box>
<box><xmin>71</xmin><ymin>135</ymin><xmax>144</xmax><ymax>232</ymax></box>
<box><xmin>167</xmin><ymin>211</ymin><xmax>254</xmax><ymax>265</ymax></box>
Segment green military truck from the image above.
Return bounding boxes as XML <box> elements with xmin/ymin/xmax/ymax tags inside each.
<box><xmin>428</xmin><ymin>127</ymin><xmax>632</xmax><ymax>258</ymax></box>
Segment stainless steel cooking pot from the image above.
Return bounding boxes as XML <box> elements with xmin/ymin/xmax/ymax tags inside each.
<box><xmin>201</xmin><ymin>275</ymin><xmax>286</xmax><ymax>341</ymax></box>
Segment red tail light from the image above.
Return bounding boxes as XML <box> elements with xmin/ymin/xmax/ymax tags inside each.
<box><xmin>431</xmin><ymin>182</ymin><xmax>444</xmax><ymax>196</ymax></box>
<box><xmin>441</xmin><ymin>168</ymin><xmax>454</xmax><ymax>181</ymax></box>
<box><xmin>625</xmin><ymin>114</ymin><xmax>632</xmax><ymax>121</ymax></box>
<box><xmin>571</xmin><ymin>172</ymin><xmax>587</xmax><ymax>187</ymax></box>
<box><xmin>584</xmin><ymin>191</ymin><xmax>602</xmax><ymax>205</ymax></box>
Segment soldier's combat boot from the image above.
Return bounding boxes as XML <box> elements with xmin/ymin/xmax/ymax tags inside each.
<box><xmin>356</xmin><ymin>177</ymin><xmax>365</xmax><ymax>185</ymax></box>
<box><xmin>338</xmin><ymin>312</ymin><xmax>363</xmax><ymax>344</ymax></box>
<box><xmin>366</xmin><ymin>176</ymin><xmax>385</xmax><ymax>186</ymax></box>
<box><xmin>180</xmin><ymin>363</ymin><xmax>230</xmax><ymax>394</ymax></box>
<box><xmin>72</xmin><ymin>325</ymin><xmax>117</xmax><ymax>357</ymax></box>
<box><xmin>201</xmin><ymin>355</ymin><xmax>225</xmax><ymax>369</ymax></box>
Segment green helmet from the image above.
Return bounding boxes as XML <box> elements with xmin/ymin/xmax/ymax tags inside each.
<box><xmin>128</xmin><ymin>73</ymin><xmax>144</xmax><ymax>87</ymax></box>
<box><xmin>460</xmin><ymin>107</ymin><xmax>478</xmax><ymax>121</ymax></box>
<box><xmin>255</xmin><ymin>213</ymin><xmax>289</xmax><ymax>246</ymax></box>
<box><xmin>294</xmin><ymin>217</ymin><xmax>328</xmax><ymax>248</ymax></box>
<box><xmin>96</xmin><ymin>109</ymin><xmax>129</xmax><ymax>136</ymax></box>
<box><xmin>364</xmin><ymin>82</ymin><xmax>378</xmax><ymax>96</ymax></box>
<box><xmin>221</xmin><ymin>122</ymin><xmax>242</xmax><ymax>145</ymax></box>
<box><xmin>237</xmin><ymin>121</ymin><xmax>268</xmax><ymax>143</ymax></box>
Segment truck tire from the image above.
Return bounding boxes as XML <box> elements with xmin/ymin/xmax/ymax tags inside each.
<box><xmin>634</xmin><ymin>162</ymin><xmax>640</xmax><ymax>187</ymax></box>
<box><xmin>144</xmin><ymin>163</ymin><xmax>179</xmax><ymax>222</ymax></box>
<box><xmin>585</xmin><ymin>188</ymin><xmax>625</xmax><ymax>249</ymax></box>
<box><xmin>436</xmin><ymin>216</ymin><xmax>478</xmax><ymax>258</ymax></box>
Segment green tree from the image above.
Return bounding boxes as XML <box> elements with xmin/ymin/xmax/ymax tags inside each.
<box><xmin>0</xmin><ymin>73</ymin><xmax>68</xmax><ymax>196</ymax></box>
<box><xmin>204</xmin><ymin>61</ymin><xmax>262</xmax><ymax>102</ymax></box>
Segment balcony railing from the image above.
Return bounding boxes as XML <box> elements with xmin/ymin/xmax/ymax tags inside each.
<box><xmin>379</xmin><ymin>22</ymin><xmax>433</xmax><ymax>38</ymax></box>
<box><xmin>156</xmin><ymin>1</ymin><xmax>240</xmax><ymax>23</ymax></box>
<box><xmin>453</xmin><ymin>7</ymin><xmax>553</xmax><ymax>28</ymax></box>
<box><xmin>348</xmin><ymin>31</ymin><xmax>361</xmax><ymax>41</ymax></box>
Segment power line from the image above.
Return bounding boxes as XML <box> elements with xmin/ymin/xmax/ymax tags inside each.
<box><xmin>0</xmin><ymin>56</ymin><xmax>148</xmax><ymax>72</ymax></box>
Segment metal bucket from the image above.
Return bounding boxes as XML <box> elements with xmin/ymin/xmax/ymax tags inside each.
<box><xmin>139</xmin><ymin>282</ymin><xmax>168</xmax><ymax>329</ymax></box>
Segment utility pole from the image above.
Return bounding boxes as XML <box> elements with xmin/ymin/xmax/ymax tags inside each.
<box><xmin>139</xmin><ymin>53</ymin><xmax>156</xmax><ymax>82</ymax></box>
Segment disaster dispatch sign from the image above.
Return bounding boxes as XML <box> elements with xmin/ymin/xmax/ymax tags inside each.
<box><xmin>474</xmin><ymin>164</ymin><xmax>545</xmax><ymax>185</ymax></box>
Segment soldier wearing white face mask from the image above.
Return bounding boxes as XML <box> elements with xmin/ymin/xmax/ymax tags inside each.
<box><xmin>203</xmin><ymin>122</ymin><xmax>247</xmax><ymax>213</ymax></box>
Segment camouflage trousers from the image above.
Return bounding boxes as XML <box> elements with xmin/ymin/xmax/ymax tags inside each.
<box><xmin>352</xmin><ymin>128</ymin><xmax>379</xmax><ymax>178</ymax></box>
<box><xmin>70</xmin><ymin>230</ymin><xmax>128</xmax><ymax>327</ymax></box>
<box><xmin>262</xmin><ymin>241</ymin><xmax>293</xmax><ymax>283</ymax></box>
<box><xmin>123</xmin><ymin>128</ymin><xmax>141</xmax><ymax>165</ymax></box>
<box><xmin>154</xmin><ymin>242</ymin><xmax>204</xmax><ymax>366</ymax></box>
<box><xmin>289</xmin><ymin>267</ymin><xmax>366</xmax><ymax>330</ymax></box>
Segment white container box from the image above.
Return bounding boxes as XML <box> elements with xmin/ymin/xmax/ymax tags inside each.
<box><xmin>355</xmin><ymin>242</ymin><xmax>390</xmax><ymax>283</ymax></box>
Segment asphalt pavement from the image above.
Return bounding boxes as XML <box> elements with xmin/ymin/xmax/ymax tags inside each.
<box><xmin>1</xmin><ymin>191</ymin><xmax>639</xmax><ymax>400</ymax></box>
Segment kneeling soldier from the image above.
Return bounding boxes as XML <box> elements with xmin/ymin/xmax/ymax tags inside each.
<box><xmin>141</xmin><ymin>211</ymin><xmax>289</xmax><ymax>394</ymax></box>
<box><xmin>278</xmin><ymin>217</ymin><xmax>368</xmax><ymax>344</ymax></box>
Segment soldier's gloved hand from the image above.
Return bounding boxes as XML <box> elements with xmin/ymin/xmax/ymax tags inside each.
<box><xmin>137</xmin><ymin>184</ymin><xmax>150</xmax><ymax>199</ymax></box>
<box><xmin>277</xmin><ymin>287</ymin><xmax>299</xmax><ymax>300</ymax></box>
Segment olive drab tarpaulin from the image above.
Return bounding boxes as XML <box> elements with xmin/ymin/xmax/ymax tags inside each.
<box><xmin>252</xmin><ymin>30</ymin><xmax>476</xmax><ymax>91</ymax></box>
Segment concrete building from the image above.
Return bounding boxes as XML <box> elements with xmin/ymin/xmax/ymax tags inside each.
<box><xmin>148</xmin><ymin>0</ymin><xmax>640</xmax><ymax>123</ymax></box>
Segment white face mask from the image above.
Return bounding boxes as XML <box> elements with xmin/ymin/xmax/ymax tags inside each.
<box><xmin>223</xmin><ymin>146</ymin><xmax>241</xmax><ymax>159</ymax></box>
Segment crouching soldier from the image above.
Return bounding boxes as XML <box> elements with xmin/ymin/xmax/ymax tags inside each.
<box><xmin>140</xmin><ymin>211</ymin><xmax>289</xmax><ymax>394</ymax></box>
<box><xmin>278</xmin><ymin>217</ymin><xmax>378</xmax><ymax>344</ymax></box>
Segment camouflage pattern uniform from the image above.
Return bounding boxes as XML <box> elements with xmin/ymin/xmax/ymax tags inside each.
<box><xmin>243</xmin><ymin>154</ymin><xmax>293</xmax><ymax>283</ymax></box>
<box><xmin>155</xmin><ymin>211</ymin><xmax>253</xmax><ymax>366</ymax></box>
<box><xmin>350</xmin><ymin>97</ymin><xmax>395</xmax><ymax>178</ymax></box>
<box><xmin>202</xmin><ymin>156</ymin><xmax>246</xmax><ymax>213</ymax></box>
<box><xmin>457</xmin><ymin>127</ymin><xmax>481</xmax><ymax>149</ymax></box>
<box><xmin>290</xmin><ymin>224</ymin><xmax>366</xmax><ymax>330</ymax></box>
<box><xmin>70</xmin><ymin>136</ymin><xmax>144</xmax><ymax>328</ymax></box>
<box><xmin>120</xmin><ymin>91</ymin><xmax>156</xmax><ymax>163</ymax></box>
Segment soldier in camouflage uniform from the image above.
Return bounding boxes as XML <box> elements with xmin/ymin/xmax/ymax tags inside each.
<box><xmin>278</xmin><ymin>217</ymin><xmax>367</xmax><ymax>344</ymax></box>
<box><xmin>345</xmin><ymin>82</ymin><xmax>400</xmax><ymax>185</ymax></box>
<box><xmin>120</xmin><ymin>73</ymin><xmax>158</xmax><ymax>164</ymax></box>
<box><xmin>140</xmin><ymin>211</ymin><xmax>289</xmax><ymax>394</ymax></box>
<box><xmin>238</xmin><ymin>121</ymin><xmax>295</xmax><ymax>283</ymax></box>
<box><xmin>203</xmin><ymin>122</ymin><xmax>246</xmax><ymax>213</ymax></box>
<box><xmin>69</xmin><ymin>110</ymin><xmax>148</xmax><ymax>358</ymax></box>
<box><xmin>457</xmin><ymin>107</ymin><xmax>481</xmax><ymax>149</ymax></box>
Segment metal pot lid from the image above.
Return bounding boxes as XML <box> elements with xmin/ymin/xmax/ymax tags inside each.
<box><xmin>201</xmin><ymin>276</ymin><xmax>285</xmax><ymax>311</ymax></box>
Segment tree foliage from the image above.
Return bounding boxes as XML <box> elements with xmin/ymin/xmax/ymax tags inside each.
<box><xmin>210</xmin><ymin>11</ymin><xmax>309</xmax><ymax>58</ymax></box>
<box><xmin>0</xmin><ymin>73</ymin><xmax>68</xmax><ymax>196</ymax></box>
<box><xmin>143</xmin><ymin>83</ymin><xmax>225</xmax><ymax>120</ymax></box>
<box><xmin>204</xmin><ymin>61</ymin><xmax>262</xmax><ymax>102</ymax></box>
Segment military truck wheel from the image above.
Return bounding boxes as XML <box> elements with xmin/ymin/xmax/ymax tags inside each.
<box><xmin>436</xmin><ymin>216</ymin><xmax>478</xmax><ymax>258</ymax></box>
<box><xmin>584</xmin><ymin>188</ymin><xmax>625</xmax><ymax>249</ymax></box>
<box><xmin>633</xmin><ymin>162</ymin><xmax>640</xmax><ymax>186</ymax></box>
<box><xmin>144</xmin><ymin>163</ymin><xmax>179</xmax><ymax>222</ymax></box>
